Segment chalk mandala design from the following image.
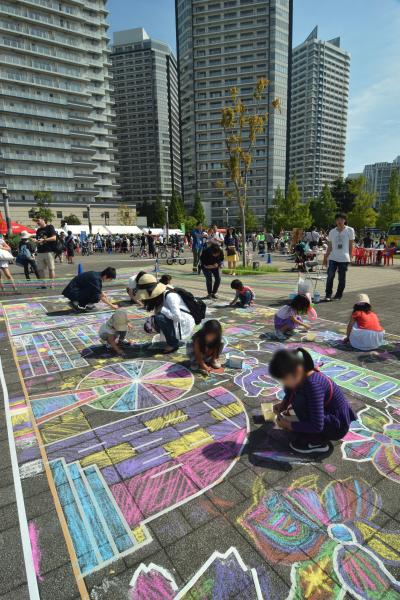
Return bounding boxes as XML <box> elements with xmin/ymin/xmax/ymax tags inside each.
<box><xmin>78</xmin><ymin>360</ymin><xmax>194</xmax><ymax>412</ymax></box>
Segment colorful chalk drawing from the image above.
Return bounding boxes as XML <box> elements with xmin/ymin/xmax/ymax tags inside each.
<box><xmin>234</xmin><ymin>362</ymin><xmax>282</xmax><ymax>399</ymax></box>
<box><xmin>238</xmin><ymin>474</ymin><xmax>400</xmax><ymax>599</ymax></box>
<box><xmin>129</xmin><ymin>547</ymin><xmax>267</xmax><ymax>599</ymax></box>
<box><xmin>21</xmin><ymin>386</ymin><xmax>248</xmax><ymax>576</ymax></box>
<box><xmin>342</xmin><ymin>406</ymin><xmax>400</xmax><ymax>484</ymax></box>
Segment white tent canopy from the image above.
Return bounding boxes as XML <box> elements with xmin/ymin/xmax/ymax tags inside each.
<box><xmin>57</xmin><ymin>225</ymin><xmax>143</xmax><ymax>235</ymax></box>
<box><xmin>141</xmin><ymin>228</ymin><xmax>184</xmax><ymax>236</ymax></box>
<box><xmin>105</xmin><ymin>225</ymin><xmax>142</xmax><ymax>235</ymax></box>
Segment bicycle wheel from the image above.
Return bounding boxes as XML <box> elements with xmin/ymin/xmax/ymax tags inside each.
<box><xmin>160</xmin><ymin>250</ymin><xmax>168</xmax><ymax>259</ymax></box>
<box><xmin>179</xmin><ymin>258</ymin><xmax>187</xmax><ymax>265</ymax></box>
<box><xmin>166</xmin><ymin>258</ymin><xmax>174</xmax><ymax>265</ymax></box>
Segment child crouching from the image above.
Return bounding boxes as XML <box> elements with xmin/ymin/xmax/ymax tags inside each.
<box><xmin>229</xmin><ymin>279</ymin><xmax>255</xmax><ymax>307</ymax></box>
<box><xmin>99</xmin><ymin>308</ymin><xmax>132</xmax><ymax>356</ymax></box>
<box><xmin>187</xmin><ymin>319</ymin><xmax>223</xmax><ymax>373</ymax></box>
<box><xmin>274</xmin><ymin>294</ymin><xmax>311</xmax><ymax>341</ymax></box>
<box><xmin>344</xmin><ymin>293</ymin><xmax>385</xmax><ymax>351</ymax></box>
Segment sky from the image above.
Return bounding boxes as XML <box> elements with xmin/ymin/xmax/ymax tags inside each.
<box><xmin>107</xmin><ymin>0</ymin><xmax>400</xmax><ymax>174</ymax></box>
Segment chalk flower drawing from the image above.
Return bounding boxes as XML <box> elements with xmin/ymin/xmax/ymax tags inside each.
<box><xmin>342</xmin><ymin>406</ymin><xmax>400</xmax><ymax>484</ymax></box>
<box><xmin>238</xmin><ymin>475</ymin><xmax>400</xmax><ymax>599</ymax></box>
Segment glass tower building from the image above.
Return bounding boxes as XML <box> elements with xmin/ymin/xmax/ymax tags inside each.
<box><xmin>175</xmin><ymin>0</ymin><xmax>292</xmax><ymax>224</ymax></box>
<box><xmin>289</xmin><ymin>27</ymin><xmax>350</xmax><ymax>200</ymax></box>
<box><xmin>0</xmin><ymin>0</ymin><xmax>118</xmax><ymax>216</ymax></box>
<box><xmin>111</xmin><ymin>28</ymin><xmax>181</xmax><ymax>208</ymax></box>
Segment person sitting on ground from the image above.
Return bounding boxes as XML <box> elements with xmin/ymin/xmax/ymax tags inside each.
<box><xmin>343</xmin><ymin>293</ymin><xmax>385</xmax><ymax>351</ymax></box>
<box><xmin>62</xmin><ymin>267</ymin><xmax>117</xmax><ymax>311</ymax></box>
<box><xmin>187</xmin><ymin>319</ymin><xmax>223</xmax><ymax>374</ymax></box>
<box><xmin>137</xmin><ymin>274</ymin><xmax>195</xmax><ymax>353</ymax></box>
<box><xmin>99</xmin><ymin>308</ymin><xmax>132</xmax><ymax>356</ymax></box>
<box><xmin>159</xmin><ymin>273</ymin><xmax>174</xmax><ymax>289</ymax></box>
<box><xmin>229</xmin><ymin>279</ymin><xmax>255</xmax><ymax>307</ymax></box>
<box><xmin>274</xmin><ymin>294</ymin><xmax>311</xmax><ymax>341</ymax></box>
<box><xmin>126</xmin><ymin>270</ymin><xmax>147</xmax><ymax>305</ymax></box>
<box><xmin>269</xmin><ymin>347</ymin><xmax>356</xmax><ymax>454</ymax></box>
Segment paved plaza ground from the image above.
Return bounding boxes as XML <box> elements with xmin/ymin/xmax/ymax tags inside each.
<box><xmin>1</xmin><ymin>252</ymin><xmax>400</xmax><ymax>599</ymax></box>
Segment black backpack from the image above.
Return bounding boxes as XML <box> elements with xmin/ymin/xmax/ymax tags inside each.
<box><xmin>166</xmin><ymin>288</ymin><xmax>206</xmax><ymax>325</ymax></box>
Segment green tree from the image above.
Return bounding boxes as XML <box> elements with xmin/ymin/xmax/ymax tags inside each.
<box><xmin>348</xmin><ymin>176</ymin><xmax>377</xmax><ymax>232</ymax></box>
<box><xmin>330</xmin><ymin>177</ymin><xmax>356</xmax><ymax>213</ymax></box>
<box><xmin>377</xmin><ymin>169</ymin><xmax>400</xmax><ymax>231</ymax></box>
<box><xmin>273</xmin><ymin>179</ymin><xmax>312</xmax><ymax>231</ymax></box>
<box><xmin>184</xmin><ymin>216</ymin><xmax>197</xmax><ymax>233</ymax></box>
<box><xmin>152</xmin><ymin>198</ymin><xmax>165</xmax><ymax>227</ymax></box>
<box><xmin>310</xmin><ymin>183</ymin><xmax>337</xmax><ymax>229</ymax></box>
<box><xmin>244</xmin><ymin>204</ymin><xmax>259</xmax><ymax>232</ymax></box>
<box><xmin>192</xmin><ymin>192</ymin><xmax>206</xmax><ymax>224</ymax></box>
<box><xmin>63</xmin><ymin>214</ymin><xmax>81</xmax><ymax>225</ymax></box>
<box><xmin>31</xmin><ymin>190</ymin><xmax>54</xmax><ymax>222</ymax></box>
<box><xmin>169</xmin><ymin>190</ymin><xmax>185</xmax><ymax>227</ymax></box>
<box><xmin>217</xmin><ymin>79</ymin><xmax>281</xmax><ymax>266</ymax></box>
<box><xmin>117</xmin><ymin>204</ymin><xmax>135</xmax><ymax>226</ymax></box>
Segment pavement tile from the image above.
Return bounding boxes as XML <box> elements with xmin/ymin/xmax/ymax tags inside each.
<box><xmin>0</xmin><ymin>527</ymin><xmax>27</xmax><ymax>595</ymax></box>
<box><xmin>38</xmin><ymin>564</ymin><xmax>80</xmax><ymax>600</ymax></box>
<box><xmin>32</xmin><ymin>511</ymin><xmax>72</xmax><ymax>575</ymax></box>
<box><xmin>0</xmin><ymin>584</ymin><xmax>29</xmax><ymax>600</ymax></box>
<box><xmin>148</xmin><ymin>508</ymin><xmax>193</xmax><ymax>547</ymax></box>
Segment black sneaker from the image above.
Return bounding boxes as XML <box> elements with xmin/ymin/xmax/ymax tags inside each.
<box><xmin>289</xmin><ymin>440</ymin><xmax>329</xmax><ymax>454</ymax></box>
<box><xmin>203</xmin><ymin>294</ymin><xmax>213</xmax><ymax>299</ymax></box>
<box><xmin>333</xmin><ymin>294</ymin><xmax>342</xmax><ymax>300</ymax></box>
<box><xmin>211</xmin><ymin>293</ymin><xmax>218</xmax><ymax>299</ymax></box>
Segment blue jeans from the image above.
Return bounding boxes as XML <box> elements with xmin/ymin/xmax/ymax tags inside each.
<box><xmin>154</xmin><ymin>313</ymin><xmax>179</xmax><ymax>349</ymax></box>
<box><xmin>325</xmin><ymin>260</ymin><xmax>348</xmax><ymax>298</ymax></box>
<box><xmin>236</xmin><ymin>290</ymin><xmax>252</xmax><ymax>306</ymax></box>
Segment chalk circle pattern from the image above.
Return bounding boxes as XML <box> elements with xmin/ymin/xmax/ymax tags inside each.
<box><xmin>78</xmin><ymin>360</ymin><xmax>194</xmax><ymax>412</ymax></box>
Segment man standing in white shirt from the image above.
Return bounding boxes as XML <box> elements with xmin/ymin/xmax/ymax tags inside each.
<box><xmin>208</xmin><ymin>224</ymin><xmax>224</xmax><ymax>246</ymax></box>
<box><xmin>325</xmin><ymin>213</ymin><xmax>355</xmax><ymax>302</ymax></box>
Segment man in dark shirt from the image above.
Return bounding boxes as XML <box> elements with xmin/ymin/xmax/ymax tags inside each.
<box><xmin>363</xmin><ymin>232</ymin><xmax>373</xmax><ymax>248</ymax></box>
<box><xmin>200</xmin><ymin>243</ymin><xmax>224</xmax><ymax>299</ymax></box>
<box><xmin>62</xmin><ymin>267</ymin><xmax>118</xmax><ymax>311</ymax></box>
<box><xmin>34</xmin><ymin>216</ymin><xmax>57</xmax><ymax>285</ymax></box>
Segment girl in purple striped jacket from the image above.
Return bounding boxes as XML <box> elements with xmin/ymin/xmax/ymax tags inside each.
<box><xmin>269</xmin><ymin>348</ymin><xmax>356</xmax><ymax>455</ymax></box>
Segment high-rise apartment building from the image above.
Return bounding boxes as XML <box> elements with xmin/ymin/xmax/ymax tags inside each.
<box><xmin>289</xmin><ymin>27</ymin><xmax>350</xmax><ymax>200</ymax></box>
<box><xmin>111</xmin><ymin>28</ymin><xmax>181</xmax><ymax>208</ymax></box>
<box><xmin>0</xmin><ymin>0</ymin><xmax>118</xmax><ymax>223</ymax></box>
<box><xmin>364</xmin><ymin>156</ymin><xmax>400</xmax><ymax>208</ymax></box>
<box><xmin>175</xmin><ymin>0</ymin><xmax>292</xmax><ymax>224</ymax></box>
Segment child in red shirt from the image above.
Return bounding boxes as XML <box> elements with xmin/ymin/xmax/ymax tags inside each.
<box><xmin>230</xmin><ymin>279</ymin><xmax>255</xmax><ymax>307</ymax></box>
<box><xmin>344</xmin><ymin>293</ymin><xmax>384</xmax><ymax>351</ymax></box>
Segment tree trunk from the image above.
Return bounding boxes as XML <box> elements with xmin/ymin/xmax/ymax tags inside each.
<box><xmin>241</xmin><ymin>204</ymin><xmax>247</xmax><ymax>267</ymax></box>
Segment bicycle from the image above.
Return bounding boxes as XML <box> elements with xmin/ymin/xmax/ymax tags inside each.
<box><xmin>166</xmin><ymin>249</ymin><xmax>186</xmax><ymax>265</ymax></box>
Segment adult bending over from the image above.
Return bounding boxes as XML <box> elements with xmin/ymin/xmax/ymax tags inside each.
<box><xmin>62</xmin><ymin>267</ymin><xmax>117</xmax><ymax>311</ymax></box>
<box><xmin>137</xmin><ymin>274</ymin><xmax>195</xmax><ymax>353</ymax></box>
<box><xmin>200</xmin><ymin>242</ymin><xmax>224</xmax><ymax>299</ymax></box>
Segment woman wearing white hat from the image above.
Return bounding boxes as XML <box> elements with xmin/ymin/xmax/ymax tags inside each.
<box><xmin>137</xmin><ymin>274</ymin><xmax>195</xmax><ymax>353</ymax></box>
<box><xmin>344</xmin><ymin>293</ymin><xmax>385</xmax><ymax>351</ymax></box>
<box><xmin>17</xmin><ymin>231</ymin><xmax>40</xmax><ymax>280</ymax></box>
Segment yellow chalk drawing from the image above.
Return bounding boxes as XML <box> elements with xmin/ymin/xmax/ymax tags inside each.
<box><xmin>132</xmin><ymin>526</ymin><xmax>147</xmax><ymax>543</ymax></box>
<box><xmin>11</xmin><ymin>411</ymin><xmax>30</xmax><ymax>427</ymax></box>
<box><xmin>163</xmin><ymin>428</ymin><xmax>213</xmax><ymax>458</ymax></box>
<box><xmin>80</xmin><ymin>443</ymin><xmax>136</xmax><ymax>469</ymax></box>
<box><xmin>211</xmin><ymin>401</ymin><xmax>243</xmax><ymax>421</ymax></box>
<box><xmin>40</xmin><ymin>408</ymin><xmax>90</xmax><ymax>444</ymax></box>
<box><xmin>144</xmin><ymin>409</ymin><xmax>188</xmax><ymax>432</ymax></box>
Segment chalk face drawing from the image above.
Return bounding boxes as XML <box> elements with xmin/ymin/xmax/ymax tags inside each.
<box><xmin>234</xmin><ymin>362</ymin><xmax>282</xmax><ymax>399</ymax></box>
<box><xmin>129</xmin><ymin>547</ymin><xmax>267</xmax><ymax>600</ymax></box>
<box><xmin>342</xmin><ymin>406</ymin><xmax>400</xmax><ymax>484</ymax></box>
<box><xmin>42</xmin><ymin>387</ymin><xmax>248</xmax><ymax>576</ymax></box>
<box><xmin>239</xmin><ymin>474</ymin><xmax>400</xmax><ymax>599</ymax></box>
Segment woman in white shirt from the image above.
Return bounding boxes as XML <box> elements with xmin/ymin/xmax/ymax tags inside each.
<box><xmin>137</xmin><ymin>274</ymin><xmax>195</xmax><ymax>353</ymax></box>
<box><xmin>0</xmin><ymin>235</ymin><xmax>16</xmax><ymax>291</ymax></box>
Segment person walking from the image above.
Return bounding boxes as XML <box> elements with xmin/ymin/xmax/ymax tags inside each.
<box><xmin>0</xmin><ymin>234</ymin><xmax>17</xmax><ymax>290</ymax></box>
<box><xmin>65</xmin><ymin>231</ymin><xmax>75</xmax><ymax>265</ymax></box>
<box><xmin>200</xmin><ymin>242</ymin><xmax>224</xmax><ymax>299</ymax></box>
<box><xmin>34</xmin><ymin>215</ymin><xmax>57</xmax><ymax>287</ymax></box>
<box><xmin>191</xmin><ymin>222</ymin><xmax>204</xmax><ymax>273</ymax></box>
<box><xmin>17</xmin><ymin>231</ymin><xmax>39</xmax><ymax>280</ymax></box>
<box><xmin>324</xmin><ymin>213</ymin><xmax>355</xmax><ymax>302</ymax></box>
<box><xmin>224</xmin><ymin>227</ymin><xmax>239</xmax><ymax>274</ymax></box>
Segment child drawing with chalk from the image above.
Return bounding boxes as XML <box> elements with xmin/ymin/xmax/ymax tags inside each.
<box><xmin>187</xmin><ymin>319</ymin><xmax>224</xmax><ymax>374</ymax></box>
<box><xmin>99</xmin><ymin>308</ymin><xmax>133</xmax><ymax>357</ymax></box>
<box><xmin>274</xmin><ymin>294</ymin><xmax>311</xmax><ymax>341</ymax></box>
<box><xmin>229</xmin><ymin>279</ymin><xmax>255</xmax><ymax>307</ymax></box>
<box><xmin>269</xmin><ymin>347</ymin><xmax>355</xmax><ymax>454</ymax></box>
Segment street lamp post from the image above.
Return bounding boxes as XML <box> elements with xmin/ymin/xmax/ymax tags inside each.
<box><xmin>1</xmin><ymin>187</ymin><xmax>12</xmax><ymax>238</ymax></box>
<box><xmin>165</xmin><ymin>202</ymin><xmax>169</xmax><ymax>244</ymax></box>
<box><xmin>225</xmin><ymin>206</ymin><xmax>229</xmax><ymax>229</ymax></box>
<box><xmin>86</xmin><ymin>204</ymin><xmax>92</xmax><ymax>235</ymax></box>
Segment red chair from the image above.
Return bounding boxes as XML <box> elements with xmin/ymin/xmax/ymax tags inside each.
<box><xmin>383</xmin><ymin>247</ymin><xmax>396</xmax><ymax>266</ymax></box>
<box><xmin>354</xmin><ymin>247</ymin><xmax>367</xmax><ymax>265</ymax></box>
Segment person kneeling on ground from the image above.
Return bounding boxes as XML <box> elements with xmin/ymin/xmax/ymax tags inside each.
<box><xmin>126</xmin><ymin>270</ymin><xmax>147</xmax><ymax>305</ymax></box>
<box><xmin>187</xmin><ymin>319</ymin><xmax>223</xmax><ymax>373</ymax></box>
<box><xmin>99</xmin><ymin>308</ymin><xmax>132</xmax><ymax>356</ymax></box>
<box><xmin>229</xmin><ymin>279</ymin><xmax>255</xmax><ymax>307</ymax></box>
<box><xmin>137</xmin><ymin>274</ymin><xmax>195</xmax><ymax>353</ymax></box>
<box><xmin>343</xmin><ymin>293</ymin><xmax>385</xmax><ymax>351</ymax></box>
<box><xmin>274</xmin><ymin>294</ymin><xmax>311</xmax><ymax>341</ymax></box>
<box><xmin>62</xmin><ymin>267</ymin><xmax>117</xmax><ymax>311</ymax></box>
<box><xmin>269</xmin><ymin>347</ymin><xmax>356</xmax><ymax>454</ymax></box>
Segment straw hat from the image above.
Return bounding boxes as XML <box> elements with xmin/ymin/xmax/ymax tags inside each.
<box><xmin>136</xmin><ymin>273</ymin><xmax>158</xmax><ymax>300</ymax></box>
<box><xmin>20</xmin><ymin>231</ymin><xmax>31</xmax><ymax>239</ymax></box>
<box><xmin>111</xmin><ymin>308</ymin><xmax>129</xmax><ymax>331</ymax></box>
<box><xmin>141</xmin><ymin>283</ymin><xmax>166</xmax><ymax>301</ymax></box>
<box><xmin>358</xmin><ymin>293</ymin><xmax>370</xmax><ymax>304</ymax></box>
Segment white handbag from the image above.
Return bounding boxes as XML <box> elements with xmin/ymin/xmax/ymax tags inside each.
<box><xmin>0</xmin><ymin>249</ymin><xmax>13</xmax><ymax>261</ymax></box>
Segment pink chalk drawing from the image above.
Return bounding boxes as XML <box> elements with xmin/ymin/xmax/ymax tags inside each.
<box><xmin>234</xmin><ymin>362</ymin><xmax>281</xmax><ymax>398</ymax></box>
<box><xmin>342</xmin><ymin>406</ymin><xmax>400</xmax><ymax>484</ymax></box>
<box><xmin>29</xmin><ymin>521</ymin><xmax>43</xmax><ymax>582</ymax></box>
<box><xmin>129</xmin><ymin>547</ymin><xmax>267</xmax><ymax>599</ymax></box>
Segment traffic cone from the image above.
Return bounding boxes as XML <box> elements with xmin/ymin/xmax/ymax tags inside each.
<box><xmin>77</xmin><ymin>263</ymin><xmax>83</xmax><ymax>275</ymax></box>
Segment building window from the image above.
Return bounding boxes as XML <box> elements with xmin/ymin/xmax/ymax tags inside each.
<box><xmin>82</xmin><ymin>211</ymin><xmax>88</xmax><ymax>218</ymax></box>
<box><xmin>57</xmin><ymin>211</ymin><xmax>63</xmax><ymax>218</ymax></box>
